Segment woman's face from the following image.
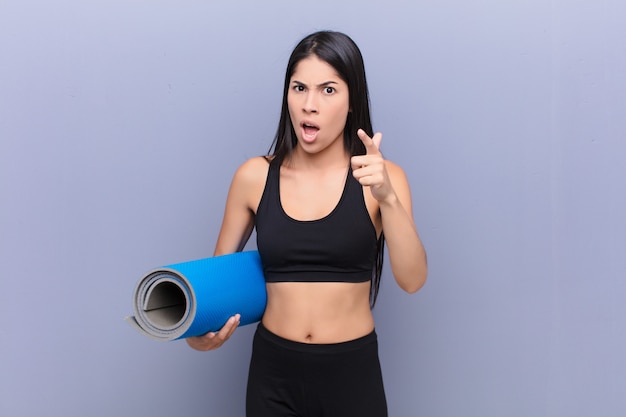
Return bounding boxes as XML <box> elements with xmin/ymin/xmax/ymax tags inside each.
<box><xmin>287</xmin><ymin>55</ymin><xmax>350</xmax><ymax>155</ymax></box>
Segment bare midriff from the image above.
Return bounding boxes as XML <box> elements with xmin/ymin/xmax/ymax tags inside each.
<box><xmin>262</xmin><ymin>281</ymin><xmax>374</xmax><ymax>344</ymax></box>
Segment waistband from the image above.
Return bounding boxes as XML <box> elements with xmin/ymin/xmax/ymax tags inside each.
<box><xmin>255</xmin><ymin>322</ymin><xmax>377</xmax><ymax>354</ymax></box>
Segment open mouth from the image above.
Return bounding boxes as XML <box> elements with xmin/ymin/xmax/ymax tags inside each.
<box><xmin>301</xmin><ymin>122</ymin><xmax>319</xmax><ymax>141</ymax></box>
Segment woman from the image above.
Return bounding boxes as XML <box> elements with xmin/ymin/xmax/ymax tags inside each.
<box><xmin>187</xmin><ymin>30</ymin><xmax>427</xmax><ymax>417</ymax></box>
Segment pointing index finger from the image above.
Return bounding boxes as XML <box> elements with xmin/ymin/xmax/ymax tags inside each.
<box><xmin>357</xmin><ymin>129</ymin><xmax>382</xmax><ymax>154</ymax></box>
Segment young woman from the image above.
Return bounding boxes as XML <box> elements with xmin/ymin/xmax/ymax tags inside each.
<box><xmin>187</xmin><ymin>30</ymin><xmax>427</xmax><ymax>417</ymax></box>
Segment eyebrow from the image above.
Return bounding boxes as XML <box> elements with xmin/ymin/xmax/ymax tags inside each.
<box><xmin>291</xmin><ymin>80</ymin><xmax>339</xmax><ymax>88</ymax></box>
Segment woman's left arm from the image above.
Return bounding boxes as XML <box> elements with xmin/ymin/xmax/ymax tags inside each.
<box><xmin>378</xmin><ymin>161</ymin><xmax>427</xmax><ymax>293</ymax></box>
<box><xmin>351</xmin><ymin>129</ymin><xmax>428</xmax><ymax>293</ymax></box>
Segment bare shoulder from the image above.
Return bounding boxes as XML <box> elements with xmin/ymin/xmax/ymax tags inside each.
<box><xmin>215</xmin><ymin>156</ymin><xmax>270</xmax><ymax>254</ymax></box>
<box><xmin>232</xmin><ymin>156</ymin><xmax>271</xmax><ymax>187</ymax></box>
<box><xmin>383</xmin><ymin>159</ymin><xmax>414</xmax><ymax>217</ymax></box>
<box><xmin>384</xmin><ymin>160</ymin><xmax>410</xmax><ymax>185</ymax></box>
<box><xmin>227</xmin><ymin>156</ymin><xmax>271</xmax><ymax>212</ymax></box>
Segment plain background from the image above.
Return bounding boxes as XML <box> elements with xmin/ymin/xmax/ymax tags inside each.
<box><xmin>1</xmin><ymin>1</ymin><xmax>625</xmax><ymax>416</ymax></box>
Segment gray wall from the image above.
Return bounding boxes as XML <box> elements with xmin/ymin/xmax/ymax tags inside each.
<box><xmin>1</xmin><ymin>1</ymin><xmax>625</xmax><ymax>416</ymax></box>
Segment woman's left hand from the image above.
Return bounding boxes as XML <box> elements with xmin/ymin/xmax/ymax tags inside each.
<box><xmin>351</xmin><ymin>129</ymin><xmax>394</xmax><ymax>203</ymax></box>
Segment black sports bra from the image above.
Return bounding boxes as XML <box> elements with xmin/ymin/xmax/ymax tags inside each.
<box><xmin>255</xmin><ymin>158</ymin><xmax>378</xmax><ymax>283</ymax></box>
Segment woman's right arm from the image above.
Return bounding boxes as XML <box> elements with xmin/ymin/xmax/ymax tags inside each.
<box><xmin>186</xmin><ymin>157</ymin><xmax>269</xmax><ymax>351</ymax></box>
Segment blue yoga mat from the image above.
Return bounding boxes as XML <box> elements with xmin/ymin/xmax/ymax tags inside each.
<box><xmin>126</xmin><ymin>251</ymin><xmax>267</xmax><ymax>341</ymax></box>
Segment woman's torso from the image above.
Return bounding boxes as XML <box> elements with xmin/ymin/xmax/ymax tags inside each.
<box><xmin>251</xmin><ymin>156</ymin><xmax>381</xmax><ymax>343</ymax></box>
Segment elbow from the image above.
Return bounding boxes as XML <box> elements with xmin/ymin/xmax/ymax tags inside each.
<box><xmin>391</xmin><ymin>249</ymin><xmax>428</xmax><ymax>294</ymax></box>
<box><xmin>404</xmin><ymin>278</ymin><xmax>426</xmax><ymax>294</ymax></box>
<box><xmin>401</xmin><ymin>268</ymin><xmax>428</xmax><ymax>294</ymax></box>
<box><xmin>391</xmin><ymin>254</ymin><xmax>428</xmax><ymax>294</ymax></box>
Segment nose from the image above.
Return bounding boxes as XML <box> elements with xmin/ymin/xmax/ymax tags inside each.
<box><xmin>303</xmin><ymin>92</ymin><xmax>318</xmax><ymax>113</ymax></box>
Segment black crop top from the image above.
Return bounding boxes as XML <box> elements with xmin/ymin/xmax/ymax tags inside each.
<box><xmin>255</xmin><ymin>158</ymin><xmax>378</xmax><ymax>283</ymax></box>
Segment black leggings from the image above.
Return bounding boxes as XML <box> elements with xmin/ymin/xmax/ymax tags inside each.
<box><xmin>246</xmin><ymin>323</ymin><xmax>388</xmax><ymax>417</ymax></box>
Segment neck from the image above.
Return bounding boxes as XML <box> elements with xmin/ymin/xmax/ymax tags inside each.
<box><xmin>287</xmin><ymin>141</ymin><xmax>349</xmax><ymax>171</ymax></box>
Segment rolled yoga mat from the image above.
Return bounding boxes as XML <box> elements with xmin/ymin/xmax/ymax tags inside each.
<box><xmin>126</xmin><ymin>250</ymin><xmax>267</xmax><ymax>341</ymax></box>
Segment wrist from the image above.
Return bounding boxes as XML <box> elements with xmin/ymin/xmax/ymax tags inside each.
<box><xmin>377</xmin><ymin>191</ymin><xmax>400</xmax><ymax>209</ymax></box>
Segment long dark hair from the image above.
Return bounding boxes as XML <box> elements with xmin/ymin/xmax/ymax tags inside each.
<box><xmin>268</xmin><ymin>31</ymin><xmax>385</xmax><ymax>307</ymax></box>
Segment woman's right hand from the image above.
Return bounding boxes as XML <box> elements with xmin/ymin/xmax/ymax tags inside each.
<box><xmin>185</xmin><ymin>314</ymin><xmax>241</xmax><ymax>351</ymax></box>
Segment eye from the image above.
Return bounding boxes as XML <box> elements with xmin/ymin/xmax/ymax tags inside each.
<box><xmin>324</xmin><ymin>86</ymin><xmax>335</xmax><ymax>94</ymax></box>
<box><xmin>293</xmin><ymin>84</ymin><xmax>305</xmax><ymax>92</ymax></box>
